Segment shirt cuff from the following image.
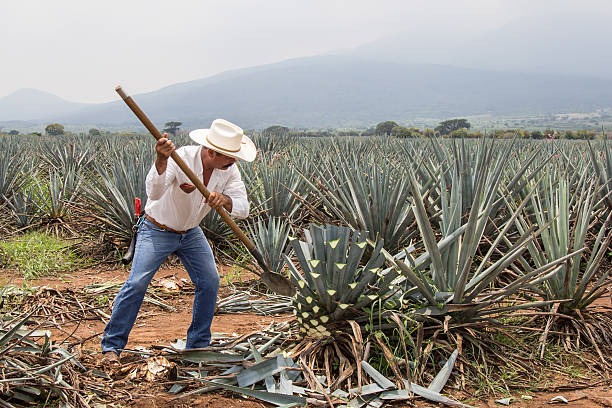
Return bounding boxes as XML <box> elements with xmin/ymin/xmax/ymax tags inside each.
<box><xmin>229</xmin><ymin>198</ymin><xmax>249</xmax><ymax>219</ymax></box>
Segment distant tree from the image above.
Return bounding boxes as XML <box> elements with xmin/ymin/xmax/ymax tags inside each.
<box><xmin>422</xmin><ymin>128</ymin><xmax>435</xmax><ymax>138</ymax></box>
<box><xmin>31</xmin><ymin>131</ymin><xmax>42</xmax><ymax>136</ymax></box>
<box><xmin>375</xmin><ymin>121</ymin><xmax>399</xmax><ymax>136</ymax></box>
<box><xmin>562</xmin><ymin>130</ymin><xmax>576</xmax><ymax>140</ymax></box>
<box><xmin>448</xmin><ymin>128</ymin><xmax>469</xmax><ymax>138</ymax></box>
<box><xmin>517</xmin><ymin>130</ymin><xmax>530</xmax><ymax>139</ymax></box>
<box><xmin>469</xmin><ymin>130</ymin><xmax>485</xmax><ymax>138</ymax></box>
<box><xmin>361</xmin><ymin>128</ymin><xmax>375</xmax><ymax>136</ymax></box>
<box><xmin>530</xmin><ymin>130</ymin><xmax>544</xmax><ymax>139</ymax></box>
<box><xmin>337</xmin><ymin>130</ymin><xmax>360</xmax><ymax>137</ymax></box>
<box><xmin>45</xmin><ymin>123</ymin><xmax>65</xmax><ymax>136</ymax></box>
<box><xmin>435</xmin><ymin>119</ymin><xmax>471</xmax><ymax>136</ymax></box>
<box><xmin>8</xmin><ymin>130</ymin><xmax>19</xmax><ymax>136</ymax></box>
<box><xmin>491</xmin><ymin>129</ymin><xmax>515</xmax><ymax>139</ymax></box>
<box><xmin>89</xmin><ymin>128</ymin><xmax>101</xmax><ymax>136</ymax></box>
<box><xmin>263</xmin><ymin>125</ymin><xmax>290</xmax><ymax>137</ymax></box>
<box><xmin>163</xmin><ymin>121</ymin><xmax>182</xmax><ymax>136</ymax></box>
<box><xmin>575</xmin><ymin>129</ymin><xmax>596</xmax><ymax>140</ymax></box>
<box><xmin>391</xmin><ymin>125</ymin><xmax>415</xmax><ymax>138</ymax></box>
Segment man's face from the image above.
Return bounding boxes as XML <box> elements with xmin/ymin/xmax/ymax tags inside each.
<box><xmin>211</xmin><ymin>150</ymin><xmax>236</xmax><ymax>170</ymax></box>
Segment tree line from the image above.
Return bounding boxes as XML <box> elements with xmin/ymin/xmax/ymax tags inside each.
<box><xmin>262</xmin><ymin>119</ymin><xmax>602</xmax><ymax>139</ymax></box>
<box><xmin>0</xmin><ymin>121</ymin><xmax>184</xmax><ymax>138</ymax></box>
<box><xmin>0</xmin><ymin>119</ymin><xmax>603</xmax><ymax>140</ymax></box>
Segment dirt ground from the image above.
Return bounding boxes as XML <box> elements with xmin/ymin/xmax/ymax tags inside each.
<box><xmin>1</xmin><ymin>264</ymin><xmax>611</xmax><ymax>407</ymax></box>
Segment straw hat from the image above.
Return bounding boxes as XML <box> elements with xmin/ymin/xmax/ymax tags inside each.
<box><xmin>189</xmin><ymin>119</ymin><xmax>256</xmax><ymax>162</ymax></box>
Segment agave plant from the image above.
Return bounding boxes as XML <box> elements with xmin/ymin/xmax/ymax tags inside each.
<box><xmin>85</xmin><ymin>147</ymin><xmax>150</xmax><ymax>241</ymax></box>
<box><xmin>246</xmin><ymin>216</ymin><xmax>292</xmax><ymax>275</ymax></box>
<box><xmin>284</xmin><ymin>224</ymin><xmax>403</xmax><ymax>338</ymax></box>
<box><xmin>0</xmin><ymin>306</ymin><xmax>90</xmax><ymax>406</ymax></box>
<box><xmin>32</xmin><ymin>167</ymin><xmax>83</xmax><ymax>225</ymax></box>
<box><xmin>250</xmin><ymin>130</ymin><xmax>298</xmax><ymax>154</ymax></box>
<box><xmin>38</xmin><ymin>139</ymin><xmax>97</xmax><ymax>174</ymax></box>
<box><xmin>427</xmin><ymin>137</ymin><xmax>543</xmax><ymax>219</ymax></box>
<box><xmin>297</xmin><ymin>149</ymin><xmax>415</xmax><ymax>252</ymax></box>
<box><xmin>588</xmin><ymin>137</ymin><xmax>612</xmax><ymax>210</ymax></box>
<box><xmin>5</xmin><ymin>186</ymin><xmax>39</xmax><ymax>228</ymax></box>
<box><xmin>507</xmin><ymin>169</ymin><xmax>612</xmax><ymax>312</ymax></box>
<box><xmin>240</xmin><ymin>152</ymin><xmax>307</xmax><ymax>220</ymax></box>
<box><xmin>427</xmin><ymin>137</ymin><xmax>507</xmax><ymax>212</ymax></box>
<box><xmin>0</xmin><ymin>137</ymin><xmax>27</xmax><ymax>204</ymax></box>
<box><xmin>200</xmin><ymin>209</ymin><xmax>234</xmax><ymax>249</ymax></box>
<box><xmin>385</xmin><ymin>140</ymin><xmax>569</xmax><ymax>321</ymax></box>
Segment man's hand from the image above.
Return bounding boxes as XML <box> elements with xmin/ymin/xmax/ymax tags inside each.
<box><xmin>206</xmin><ymin>192</ymin><xmax>232</xmax><ymax>212</ymax></box>
<box><xmin>155</xmin><ymin>134</ymin><xmax>175</xmax><ymax>175</ymax></box>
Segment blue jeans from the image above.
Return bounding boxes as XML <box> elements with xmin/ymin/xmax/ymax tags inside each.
<box><xmin>101</xmin><ymin>218</ymin><xmax>219</xmax><ymax>355</ymax></box>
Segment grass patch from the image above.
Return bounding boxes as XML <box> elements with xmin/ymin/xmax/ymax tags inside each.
<box><xmin>0</xmin><ymin>231</ymin><xmax>88</xmax><ymax>279</ymax></box>
<box><xmin>223</xmin><ymin>263</ymin><xmax>246</xmax><ymax>286</ymax></box>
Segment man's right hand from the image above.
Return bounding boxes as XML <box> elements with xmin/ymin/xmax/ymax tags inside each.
<box><xmin>155</xmin><ymin>134</ymin><xmax>175</xmax><ymax>175</ymax></box>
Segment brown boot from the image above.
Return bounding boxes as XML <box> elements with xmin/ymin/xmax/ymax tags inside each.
<box><xmin>100</xmin><ymin>352</ymin><xmax>121</xmax><ymax>370</ymax></box>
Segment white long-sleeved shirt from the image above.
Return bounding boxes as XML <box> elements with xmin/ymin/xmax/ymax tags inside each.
<box><xmin>144</xmin><ymin>145</ymin><xmax>249</xmax><ymax>231</ymax></box>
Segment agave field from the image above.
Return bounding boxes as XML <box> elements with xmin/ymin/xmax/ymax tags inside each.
<box><xmin>0</xmin><ymin>132</ymin><xmax>611</xmax><ymax>407</ymax></box>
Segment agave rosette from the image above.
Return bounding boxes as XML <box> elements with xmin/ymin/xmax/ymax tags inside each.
<box><xmin>284</xmin><ymin>225</ymin><xmax>401</xmax><ymax>337</ymax></box>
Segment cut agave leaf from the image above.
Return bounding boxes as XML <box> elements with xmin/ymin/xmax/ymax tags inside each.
<box><xmin>237</xmin><ymin>355</ymin><xmax>293</xmax><ymax>387</ymax></box>
<box><xmin>249</xmin><ymin>340</ymin><xmax>276</xmax><ymax>393</ymax></box>
<box><xmin>202</xmin><ymin>380</ymin><xmax>307</xmax><ymax>406</ymax></box>
<box><xmin>180</xmin><ymin>350</ymin><xmax>245</xmax><ymax>363</ymax></box>
<box><xmin>348</xmin><ymin>383</ymin><xmax>385</xmax><ymax>396</ymax></box>
<box><xmin>279</xmin><ymin>370</ymin><xmax>293</xmax><ymax>395</ymax></box>
<box><xmin>380</xmin><ymin>381</ymin><xmax>475</xmax><ymax>408</ymax></box>
<box><xmin>361</xmin><ymin>361</ymin><xmax>395</xmax><ymax>390</ymax></box>
<box><xmin>0</xmin><ymin>310</ymin><xmax>36</xmax><ymax>348</ymax></box>
<box><xmin>428</xmin><ymin>349</ymin><xmax>459</xmax><ymax>393</ymax></box>
<box><xmin>347</xmin><ymin>395</ymin><xmax>384</xmax><ymax>407</ymax></box>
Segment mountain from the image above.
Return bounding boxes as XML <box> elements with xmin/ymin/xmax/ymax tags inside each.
<box><xmin>353</xmin><ymin>13</ymin><xmax>612</xmax><ymax>80</ymax></box>
<box><xmin>0</xmin><ymin>89</ymin><xmax>90</xmax><ymax>121</ymax></box>
<box><xmin>52</xmin><ymin>55</ymin><xmax>612</xmax><ymax>128</ymax></box>
<box><xmin>3</xmin><ymin>12</ymin><xmax>612</xmax><ymax>128</ymax></box>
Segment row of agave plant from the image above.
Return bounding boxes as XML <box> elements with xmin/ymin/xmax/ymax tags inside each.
<box><xmin>0</xmin><ymin>132</ymin><xmax>611</xmax><ymax>385</ymax></box>
<box><xmin>245</xmin><ymin>136</ymin><xmax>612</xmax><ymax>378</ymax></box>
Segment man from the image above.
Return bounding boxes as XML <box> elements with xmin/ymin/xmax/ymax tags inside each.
<box><xmin>101</xmin><ymin>118</ymin><xmax>256</xmax><ymax>365</ymax></box>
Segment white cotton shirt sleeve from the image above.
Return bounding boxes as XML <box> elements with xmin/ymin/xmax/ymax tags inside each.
<box><xmin>222</xmin><ymin>164</ymin><xmax>249</xmax><ymax>219</ymax></box>
<box><xmin>145</xmin><ymin>156</ymin><xmax>178</xmax><ymax>200</ymax></box>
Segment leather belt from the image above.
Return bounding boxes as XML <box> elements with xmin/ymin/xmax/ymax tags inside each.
<box><xmin>145</xmin><ymin>214</ymin><xmax>188</xmax><ymax>234</ymax></box>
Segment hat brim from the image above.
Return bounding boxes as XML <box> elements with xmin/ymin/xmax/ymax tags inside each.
<box><xmin>189</xmin><ymin>129</ymin><xmax>257</xmax><ymax>162</ymax></box>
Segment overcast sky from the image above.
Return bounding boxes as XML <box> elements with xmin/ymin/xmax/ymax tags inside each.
<box><xmin>2</xmin><ymin>0</ymin><xmax>611</xmax><ymax>103</ymax></box>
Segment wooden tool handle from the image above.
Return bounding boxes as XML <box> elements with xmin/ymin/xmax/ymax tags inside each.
<box><xmin>115</xmin><ymin>86</ymin><xmax>255</xmax><ymax>251</ymax></box>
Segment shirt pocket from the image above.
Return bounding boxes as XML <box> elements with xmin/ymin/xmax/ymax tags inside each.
<box><xmin>177</xmin><ymin>174</ymin><xmax>195</xmax><ymax>192</ymax></box>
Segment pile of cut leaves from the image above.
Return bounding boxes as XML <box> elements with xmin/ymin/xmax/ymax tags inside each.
<box><xmin>94</xmin><ymin>320</ymin><xmax>467</xmax><ymax>408</ymax></box>
<box><xmin>0</xmin><ymin>307</ymin><xmax>102</xmax><ymax>407</ymax></box>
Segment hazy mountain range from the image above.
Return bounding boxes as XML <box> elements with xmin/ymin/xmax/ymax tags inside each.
<box><xmin>2</xmin><ymin>13</ymin><xmax>612</xmax><ymax>129</ymax></box>
<box><xmin>353</xmin><ymin>13</ymin><xmax>612</xmax><ymax>81</ymax></box>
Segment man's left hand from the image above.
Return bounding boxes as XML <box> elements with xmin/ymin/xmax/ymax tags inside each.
<box><xmin>206</xmin><ymin>192</ymin><xmax>232</xmax><ymax>212</ymax></box>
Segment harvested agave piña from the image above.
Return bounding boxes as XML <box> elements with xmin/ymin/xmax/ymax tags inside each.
<box><xmin>284</xmin><ymin>224</ymin><xmax>399</xmax><ymax>338</ymax></box>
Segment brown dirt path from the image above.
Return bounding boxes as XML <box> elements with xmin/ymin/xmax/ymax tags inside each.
<box><xmin>0</xmin><ymin>265</ymin><xmax>290</xmax><ymax>351</ymax></box>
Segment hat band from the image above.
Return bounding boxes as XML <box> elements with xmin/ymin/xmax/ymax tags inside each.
<box><xmin>206</xmin><ymin>134</ymin><xmax>241</xmax><ymax>153</ymax></box>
